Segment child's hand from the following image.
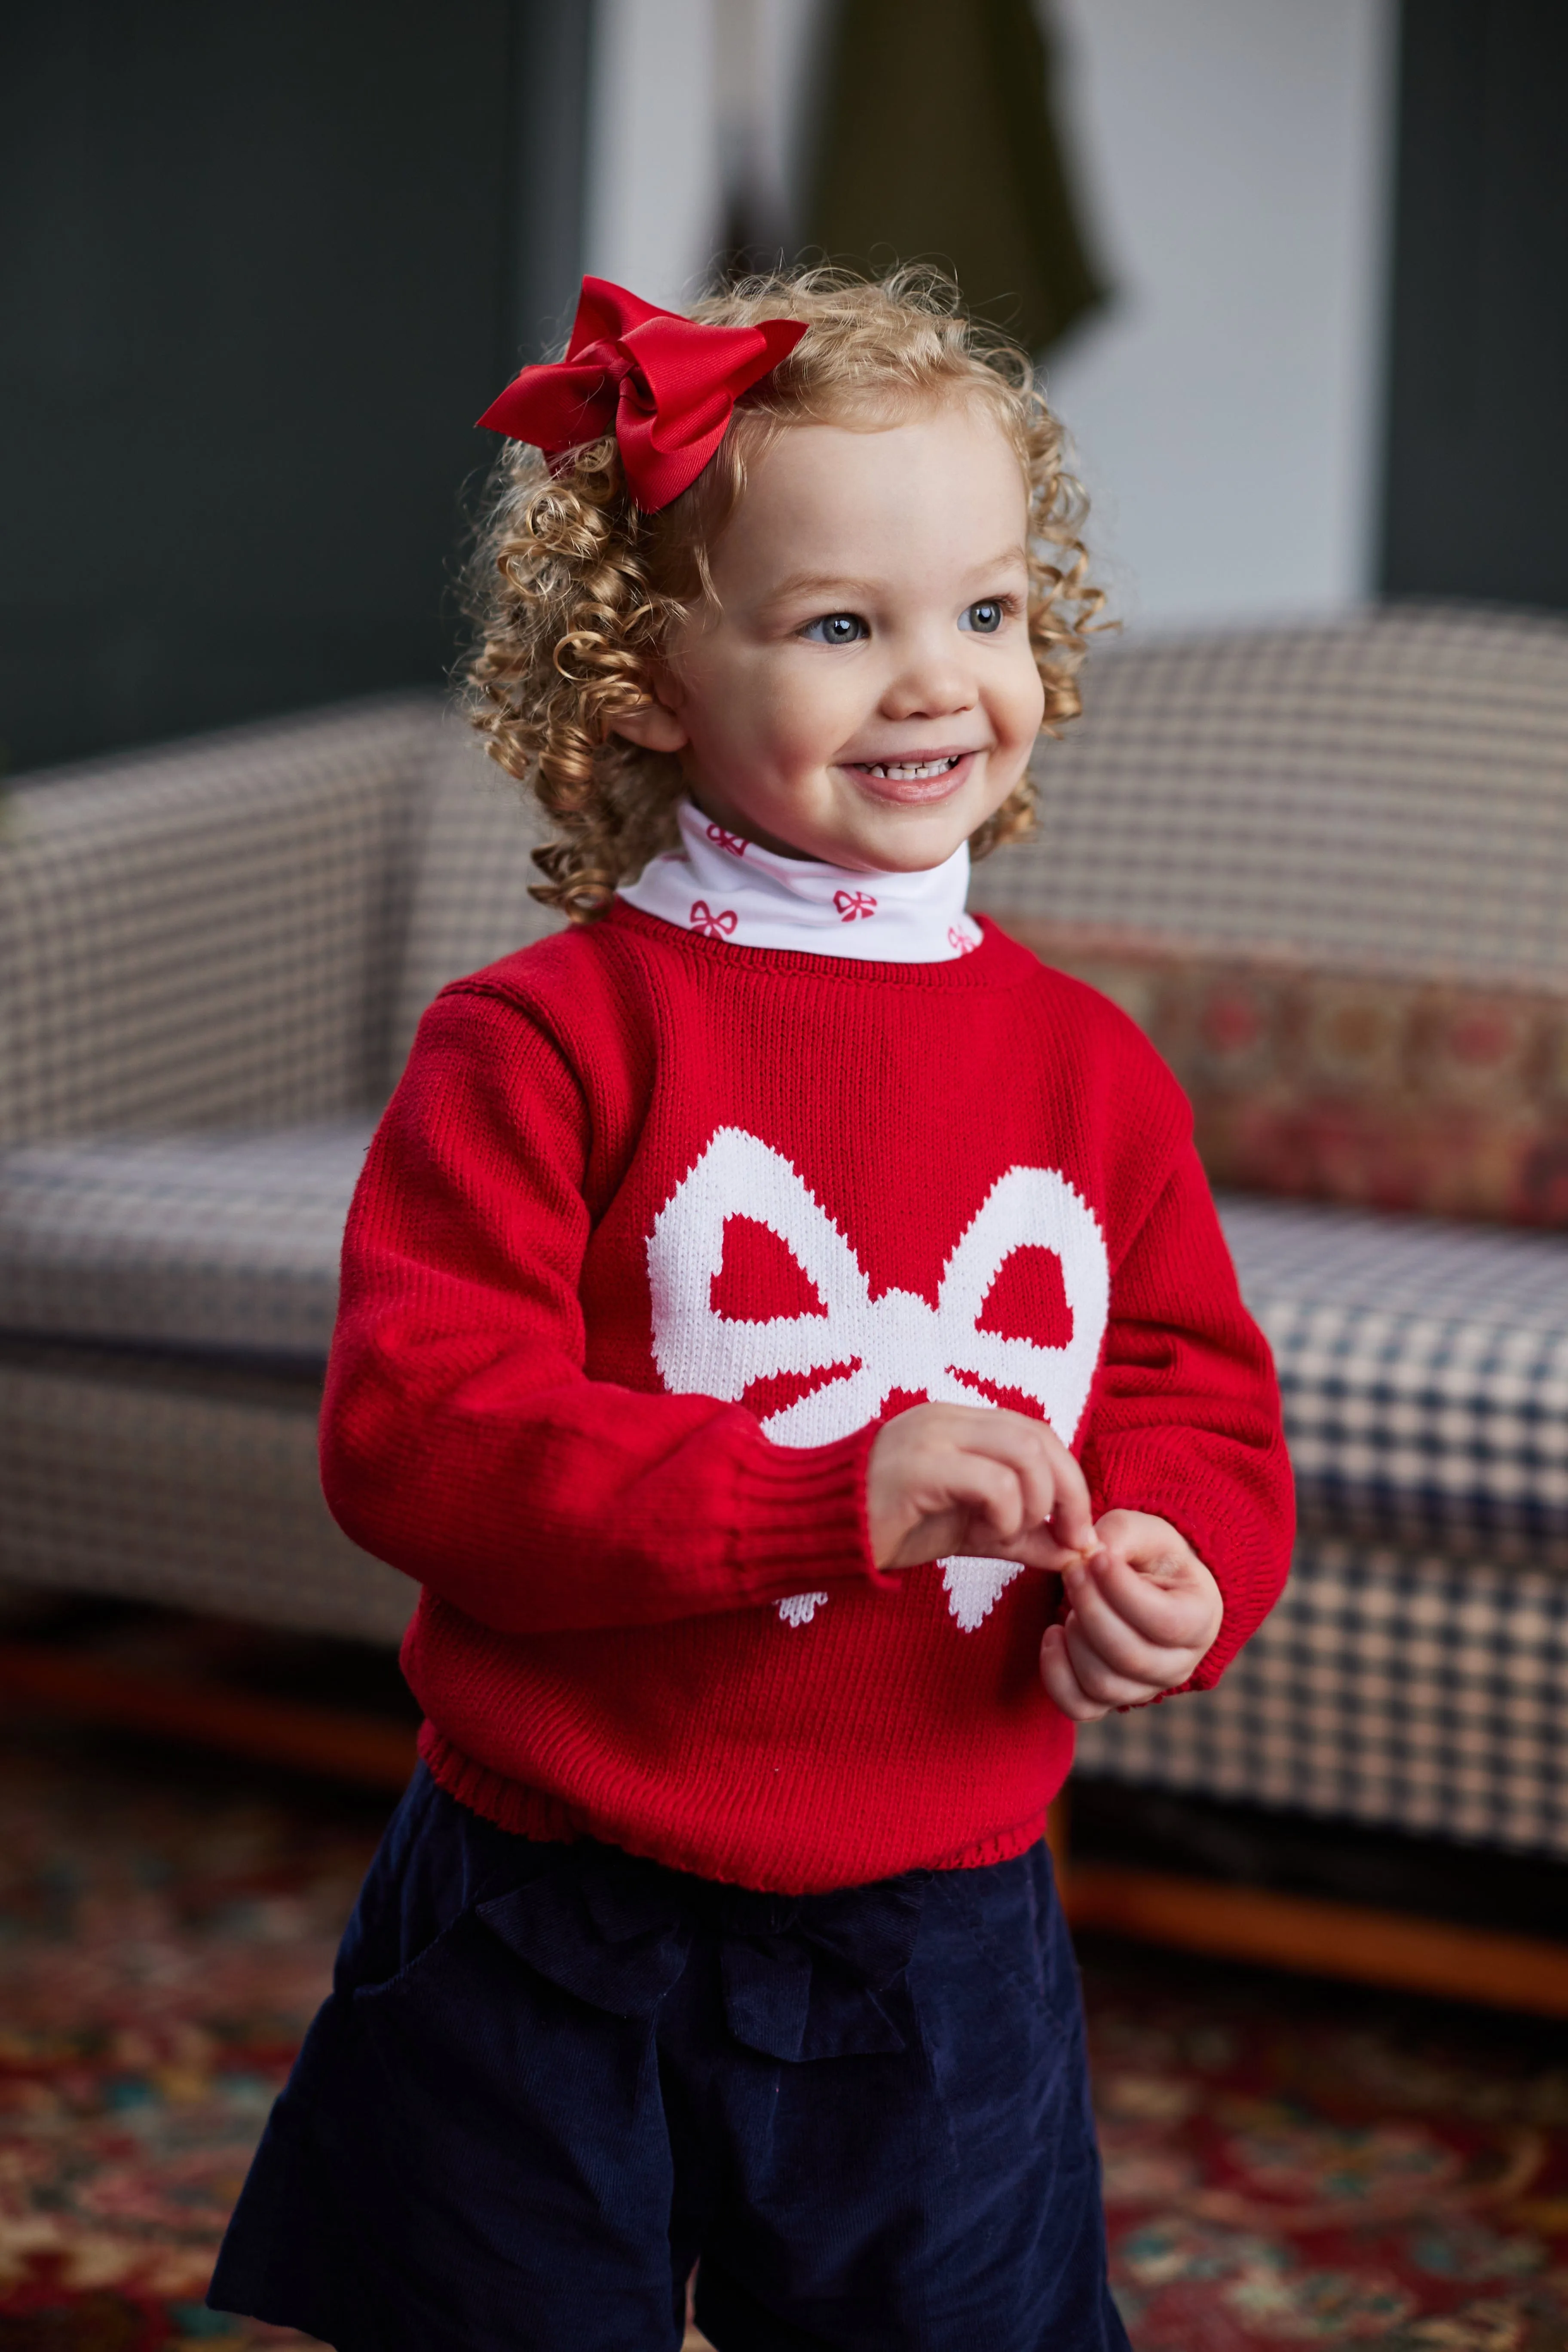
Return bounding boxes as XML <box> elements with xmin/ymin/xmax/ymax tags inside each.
<box><xmin>867</xmin><ymin>1403</ymin><xmax>1097</xmax><ymax>1574</ymax></box>
<box><xmin>1038</xmin><ymin>1510</ymin><xmax>1222</xmax><ymax>1721</ymax></box>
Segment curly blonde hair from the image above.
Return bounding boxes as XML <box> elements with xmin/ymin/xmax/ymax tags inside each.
<box><xmin>464</xmin><ymin>266</ymin><xmax>1104</xmax><ymax>922</ymax></box>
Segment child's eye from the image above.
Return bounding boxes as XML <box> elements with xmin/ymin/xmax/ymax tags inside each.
<box><xmin>959</xmin><ymin>599</ymin><xmax>1008</xmax><ymax>634</ymax></box>
<box><xmin>800</xmin><ymin>612</ymin><xmax>869</xmax><ymax>645</ymax></box>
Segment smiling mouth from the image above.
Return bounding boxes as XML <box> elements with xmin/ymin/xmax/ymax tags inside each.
<box><xmin>850</xmin><ymin>753</ymin><xmax>969</xmax><ymax>781</ymax></box>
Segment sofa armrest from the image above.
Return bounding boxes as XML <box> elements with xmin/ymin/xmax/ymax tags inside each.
<box><xmin>0</xmin><ymin>697</ymin><xmax>440</xmax><ymax>1142</ymax></box>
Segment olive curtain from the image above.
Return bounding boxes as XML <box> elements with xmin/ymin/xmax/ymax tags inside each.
<box><xmin>805</xmin><ymin>0</ymin><xmax>1107</xmax><ymax>355</ymax></box>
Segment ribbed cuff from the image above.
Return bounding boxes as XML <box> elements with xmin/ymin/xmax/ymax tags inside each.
<box><xmin>726</xmin><ymin>1422</ymin><xmax>885</xmax><ymax>1602</ymax></box>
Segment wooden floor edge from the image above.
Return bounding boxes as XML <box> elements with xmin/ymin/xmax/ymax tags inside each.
<box><xmin>0</xmin><ymin>1644</ymin><xmax>418</xmax><ymax>1790</ymax></box>
<box><xmin>1063</xmin><ymin>1862</ymin><xmax>1568</xmax><ymax>2016</ymax></box>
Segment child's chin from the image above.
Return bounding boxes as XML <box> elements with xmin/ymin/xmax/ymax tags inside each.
<box><xmin>842</xmin><ymin>794</ymin><xmax>994</xmax><ymax>867</ymax></box>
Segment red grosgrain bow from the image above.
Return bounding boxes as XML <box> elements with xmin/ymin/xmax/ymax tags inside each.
<box><xmin>476</xmin><ymin>277</ymin><xmax>806</xmax><ymax>512</ymax></box>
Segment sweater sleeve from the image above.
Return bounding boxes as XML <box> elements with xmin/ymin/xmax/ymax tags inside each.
<box><xmin>319</xmin><ymin>983</ymin><xmax>880</xmax><ymax>1635</ymax></box>
<box><xmin>1081</xmin><ymin>1133</ymin><xmax>1295</xmax><ymax>1689</ymax></box>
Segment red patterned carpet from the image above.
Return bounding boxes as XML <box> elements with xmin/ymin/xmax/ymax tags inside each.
<box><xmin>2</xmin><ymin>1725</ymin><xmax>1567</xmax><ymax>2350</ymax></box>
<box><xmin>1081</xmin><ymin>1941</ymin><xmax>1568</xmax><ymax>2348</ymax></box>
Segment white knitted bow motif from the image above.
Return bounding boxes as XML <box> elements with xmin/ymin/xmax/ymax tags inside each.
<box><xmin>647</xmin><ymin>1127</ymin><xmax>1109</xmax><ymax>1631</ymax></box>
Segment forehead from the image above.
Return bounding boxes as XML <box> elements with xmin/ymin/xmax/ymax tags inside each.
<box><xmin>718</xmin><ymin>399</ymin><xmax>1029</xmax><ymax>584</ymax></box>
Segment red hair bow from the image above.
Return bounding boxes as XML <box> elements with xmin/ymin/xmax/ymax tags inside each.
<box><xmin>476</xmin><ymin>277</ymin><xmax>806</xmax><ymax>512</ymax></box>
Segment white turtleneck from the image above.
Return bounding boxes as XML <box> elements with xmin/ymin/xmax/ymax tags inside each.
<box><xmin>618</xmin><ymin>799</ymin><xmax>983</xmax><ymax>963</ymax></box>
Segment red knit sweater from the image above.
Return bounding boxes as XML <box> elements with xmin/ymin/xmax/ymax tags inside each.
<box><xmin>322</xmin><ymin>904</ymin><xmax>1292</xmax><ymax>1893</ymax></box>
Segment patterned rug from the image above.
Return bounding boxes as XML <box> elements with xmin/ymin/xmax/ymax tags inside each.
<box><xmin>1081</xmin><ymin>1939</ymin><xmax>1568</xmax><ymax>2349</ymax></box>
<box><xmin>2</xmin><ymin>1727</ymin><xmax>1566</xmax><ymax>2351</ymax></box>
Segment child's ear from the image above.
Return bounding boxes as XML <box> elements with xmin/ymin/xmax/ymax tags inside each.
<box><xmin>610</xmin><ymin>665</ymin><xmax>689</xmax><ymax>755</ymax></box>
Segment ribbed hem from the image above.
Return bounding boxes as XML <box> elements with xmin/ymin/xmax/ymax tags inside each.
<box><xmin>419</xmin><ymin>1723</ymin><xmax>589</xmax><ymax>1849</ymax></box>
<box><xmin>417</xmin><ymin>1723</ymin><xmax>1064</xmax><ymax>1893</ymax></box>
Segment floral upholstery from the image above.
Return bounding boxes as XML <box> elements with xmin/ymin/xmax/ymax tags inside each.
<box><xmin>999</xmin><ymin>930</ymin><xmax>1568</xmax><ymax>1227</ymax></box>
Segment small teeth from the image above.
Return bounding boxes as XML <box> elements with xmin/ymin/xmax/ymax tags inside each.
<box><xmin>860</xmin><ymin>755</ymin><xmax>962</xmax><ymax>780</ymax></box>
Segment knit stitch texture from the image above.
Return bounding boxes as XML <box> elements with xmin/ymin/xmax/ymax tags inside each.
<box><xmin>321</xmin><ymin>904</ymin><xmax>1293</xmax><ymax>1892</ymax></box>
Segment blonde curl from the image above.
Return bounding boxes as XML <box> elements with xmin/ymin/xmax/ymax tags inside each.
<box><xmin>463</xmin><ymin>266</ymin><xmax>1106</xmax><ymax>920</ymax></box>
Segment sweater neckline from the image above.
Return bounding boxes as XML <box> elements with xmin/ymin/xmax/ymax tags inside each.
<box><xmin>602</xmin><ymin>896</ymin><xmax>1028</xmax><ymax>989</ymax></box>
<box><xmin>617</xmin><ymin>799</ymin><xmax>984</xmax><ymax>965</ymax></box>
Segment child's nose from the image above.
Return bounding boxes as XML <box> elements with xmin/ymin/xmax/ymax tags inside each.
<box><xmin>879</xmin><ymin>641</ymin><xmax>976</xmax><ymax>721</ymax></box>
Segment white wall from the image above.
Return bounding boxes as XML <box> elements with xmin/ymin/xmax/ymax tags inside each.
<box><xmin>583</xmin><ymin>0</ymin><xmax>723</xmax><ymax>311</ymax></box>
<box><xmin>1045</xmin><ymin>0</ymin><xmax>1398</xmax><ymax>630</ymax></box>
<box><xmin>582</xmin><ymin>0</ymin><xmax>1396</xmax><ymax>631</ymax></box>
<box><xmin>584</xmin><ymin>0</ymin><xmax>826</xmax><ymax>310</ymax></box>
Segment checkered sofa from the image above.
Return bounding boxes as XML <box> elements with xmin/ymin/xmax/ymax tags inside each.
<box><xmin>0</xmin><ymin>698</ymin><xmax>557</xmax><ymax>1642</ymax></box>
<box><xmin>3</xmin><ymin>604</ymin><xmax>1567</xmax><ymax>1861</ymax></box>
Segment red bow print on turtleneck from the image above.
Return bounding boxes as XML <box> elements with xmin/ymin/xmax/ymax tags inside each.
<box><xmin>477</xmin><ymin>277</ymin><xmax>806</xmax><ymax>511</ymax></box>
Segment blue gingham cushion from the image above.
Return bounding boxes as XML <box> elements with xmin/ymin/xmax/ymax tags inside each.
<box><xmin>1075</xmin><ymin>1534</ymin><xmax>1568</xmax><ymax>1858</ymax></box>
<box><xmin>0</xmin><ymin>1117</ymin><xmax>374</xmax><ymax>1359</ymax></box>
<box><xmin>1219</xmin><ymin>1194</ymin><xmax>1568</xmax><ymax>1559</ymax></box>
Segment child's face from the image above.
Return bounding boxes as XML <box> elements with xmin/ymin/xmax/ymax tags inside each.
<box><xmin>615</xmin><ymin>399</ymin><xmax>1045</xmax><ymax>873</ymax></box>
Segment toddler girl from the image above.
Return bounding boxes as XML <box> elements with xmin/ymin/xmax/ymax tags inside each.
<box><xmin>211</xmin><ymin>269</ymin><xmax>1292</xmax><ymax>2351</ymax></box>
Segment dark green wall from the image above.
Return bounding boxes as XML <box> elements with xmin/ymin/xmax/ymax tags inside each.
<box><xmin>1</xmin><ymin>2</ymin><xmax>590</xmax><ymax>775</ymax></box>
<box><xmin>1381</xmin><ymin>0</ymin><xmax>1568</xmax><ymax>610</ymax></box>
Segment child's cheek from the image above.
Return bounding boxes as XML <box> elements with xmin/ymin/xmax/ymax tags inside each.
<box><xmin>997</xmin><ymin>645</ymin><xmax>1047</xmax><ymax>751</ymax></box>
<box><xmin>749</xmin><ymin>662</ymin><xmax>854</xmax><ymax>772</ymax></box>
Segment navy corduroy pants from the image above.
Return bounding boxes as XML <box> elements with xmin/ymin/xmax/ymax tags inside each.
<box><xmin>210</xmin><ymin>1767</ymin><xmax>1129</xmax><ymax>2352</ymax></box>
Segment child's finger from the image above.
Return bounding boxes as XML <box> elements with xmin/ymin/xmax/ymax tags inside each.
<box><xmin>1061</xmin><ymin>1616</ymin><xmax>1189</xmax><ymax>1708</ymax></box>
<box><xmin>1058</xmin><ymin>1568</ymin><xmax>1200</xmax><ymax>1689</ymax></box>
<box><xmin>867</xmin><ymin>1404</ymin><xmax>1097</xmax><ymax>1571</ymax></box>
<box><xmin>1078</xmin><ymin>1551</ymin><xmax>1221</xmax><ymax>1651</ymax></box>
<box><xmin>946</xmin><ymin>1444</ymin><xmax>1090</xmax><ymax>1556</ymax></box>
<box><xmin>1041</xmin><ymin>1434</ymin><xmax>1096</xmax><ymax>1557</ymax></box>
<box><xmin>1038</xmin><ymin>1623</ymin><xmax>1114</xmax><ymax>1721</ymax></box>
<box><xmin>995</xmin><ymin>1522</ymin><xmax>1098</xmax><ymax>1572</ymax></box>
<box><xmin>938</xmin><ymin>1452</ymin><xmax>1030</xmax><ymax>1545</ymax></box>
<box><xmin>965</xmin><ymin>1412</ymin><xmax>1094</xmax><ymax>1555</ymax></box>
